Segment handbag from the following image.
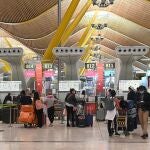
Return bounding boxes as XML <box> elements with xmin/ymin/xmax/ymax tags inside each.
<box><xmin>35</xmin><ymin>100</ymin><xmax>43</xmax><ymax>110</ymax></box>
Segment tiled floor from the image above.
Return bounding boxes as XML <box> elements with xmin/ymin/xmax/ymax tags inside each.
<box><xmin>0</xmin><ymin>120</ymin><xmax>150</xmax><ymax>150</ymax></box>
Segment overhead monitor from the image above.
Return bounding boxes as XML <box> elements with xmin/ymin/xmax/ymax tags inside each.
<box><xmin>0</xmin><ymin>81</ymin><xmax>22</xmax><ymax>92</ymax></box>
<box><xmin>59</xmin><ymin>81</ymin><xmax>81</xmax><ymax>92</ymax></box>
<box><xmin>119</xmin><ymin>80</ymin><xmax>141</xmax><ymax>92</ymax></box>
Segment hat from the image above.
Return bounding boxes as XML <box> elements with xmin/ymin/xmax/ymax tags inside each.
<box><xmin>129</xmin><ymin>86</ymin><xmax>135</xmax><ymax>91</ymax></box>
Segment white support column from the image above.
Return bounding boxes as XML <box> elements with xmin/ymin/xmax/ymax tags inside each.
<box><xmin>116</xmin><ymin>46</ymin><xmax>149</xmax><ymax>80</ymax></box>
<box><xmin>53</xmin><ymin>47</ymin><xmax>85</xmax><ymax>80</ymax></box>
<box><xmin>0</xmin><ymin>48</ymin><xmax>26</xmax><ymax>89</ymax></box>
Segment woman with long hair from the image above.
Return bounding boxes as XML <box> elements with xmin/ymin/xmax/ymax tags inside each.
<box><xmin>105</xmin><ymin>90</ymin><xmax>120</xmax><ymax>137</ymax></box>
<box><xmin>34</xmin><ymin>91</ymin><xmax>43</xmax><ymax>128</ymax></box>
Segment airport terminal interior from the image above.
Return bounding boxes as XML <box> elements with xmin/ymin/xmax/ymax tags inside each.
<box><xmin>0</xmin><ymin>0</ymin><xmax>150</xmax><ymax>149</ymax></box>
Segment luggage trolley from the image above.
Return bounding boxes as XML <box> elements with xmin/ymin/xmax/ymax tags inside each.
<box><xmin>117</xmin><ymin>109</ymin><xmax>128</xmax><ymax>135</ymax></box>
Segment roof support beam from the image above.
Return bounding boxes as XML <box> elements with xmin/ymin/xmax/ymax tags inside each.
<box><xmin>61</xmin><ymin>0</ymin><xmax>92</xmax><ymax>46</ymax></box>
<box><xmin>43</xmin><ymin>0</ymin><xmax>80</xmax><ymax>62</ymax></box>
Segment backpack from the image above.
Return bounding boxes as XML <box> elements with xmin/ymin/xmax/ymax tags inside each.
<box><xmin>105</xmin><ymin>98</ymin><xmax>115</xmax><ymax>111</ymax></box>
<box><xmin>120</xmin><ymin>100</ymin><xmax>128</xmax><ymax>110</ymax></box>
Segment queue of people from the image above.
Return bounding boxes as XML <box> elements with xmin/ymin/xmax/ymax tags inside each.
<box><xmin>2</xmin><ymin>86</ymin><xmax>150</xmax><ymax>139</ymax></box>
<box><xmin>16</xmin><ymin>89</ymin><xmax>58</xmax><ymax>128</ymax></box>
<box><xmin>105</xmin><ymin>85</ymin><xmax>150</xmax><ymax>139</ymax></box>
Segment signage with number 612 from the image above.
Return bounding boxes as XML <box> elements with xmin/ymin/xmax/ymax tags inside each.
<box><xmin>85</xmin><ymin>63</ymin><xmax>96</xmax><ymax>70</ymax></box>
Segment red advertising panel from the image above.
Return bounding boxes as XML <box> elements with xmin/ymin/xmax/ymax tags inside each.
<box><xmin>35</xmin><ymin>64</ymin><xmax>42</xmax><ymax>94</ymax></box>
<box><xmin>85</xmin><ymin>102</ymin><xmax>96</xmax><ymax>114</ymax></box>
<box><xmin>96</xmin><ymin>63</ymin><xmax>104</xmax><ymax>94</ymax></box>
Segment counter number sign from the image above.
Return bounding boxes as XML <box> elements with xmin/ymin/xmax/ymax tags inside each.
<box><xmin>85</xmin><ymin>63</ymin><xmax>96</xmax><ymax>70</ymax></box>
<box><xmin>24</xmin><ymin>63</ymin><xmax>35</xmax><ymax>69</ymax></box>
<box><xmin>43</xmin><ymin>63</ymin><xmax>53</xmax><ymax>69</ymax></box>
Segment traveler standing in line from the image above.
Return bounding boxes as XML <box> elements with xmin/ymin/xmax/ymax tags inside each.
<box><xmin>44</xmin><ymin>92</ymin><xmax>57</xmax><ymax>127</ymax></box>
<box><xmin>34</xmin><ymin>91</ymin><xmax>43</xmax><ymax>128</ymax></box>
<box><xmin>65</xmin><ymin>88</ymin><xmax>77</xmax><ymax>127</ymax></box>
<box><xmin>127</xmin><ymin>86</ymin><xmax>137</xmax><ymax>105</ymax></box>
<box><xmin>105</xmin><ymin>89</ymin><xmax>112</xmax><ymax>99</ymax></box>
<box><xmin>20</xmin><ymin>90</ymin><xmax>32</xmax><ymax>105</ymax></box>
<box><xmin>3</xmin><ymin>93</ymin><xmax>12</xmax><ymax>104</ymax></box>
<box><xmin>105</xmin><ymin>90</ymin><xmax>120</xmax><ymax>137</ymax></box>
<box><xmin>138</xmin><ymin>86</ymin><xmax>150</xmax><ymax>139</ymax></box>
<box><xmin>19</xmin><ymin>90</ymin><xmax>33</xmax><ymax>128</ymax></box>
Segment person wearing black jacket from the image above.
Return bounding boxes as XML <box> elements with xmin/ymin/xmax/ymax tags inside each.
<box><xmin>65</xmin><ymin>88</ymin><xmax>77</xmax><ymax>127</ymax></box>
<box><xmin>3</xmin><ymin>93</ymin><xmax>12</xmax><ymax>104</ymax></box>
<box><xmin>138</xmin><ymin>86</ymin><xmax>150</xmax><ymax>139</ymax></box>
<box><xmin>20</xmin><ymin>90</ymin><xmax>32</xmax><ymax>105</ymax></box>
<box><xmin>127</xmin><ymin>86</ymin><xmax>137</xmax><ymax>105</ymax></box>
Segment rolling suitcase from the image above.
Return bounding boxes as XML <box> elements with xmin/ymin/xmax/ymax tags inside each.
<box><xmin>96</xmin><ymin>108</ymin><xmax>105</xmax><ymax>121</ymax></box>
<box><xmin>76</xmin><ymin>114</ymin><xmax>86</xmax><ymax>127</ymax></box>
<box><xmin>85</xmin><ymin>114</ymin><xmax>93</xmax><ymax>127</ymax></box>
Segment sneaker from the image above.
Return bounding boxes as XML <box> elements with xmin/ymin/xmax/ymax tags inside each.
<box><xmin>124</xmin><ymin>131</ymin><xmax>130</xmax><ymax>136</ymax></box>
<box><xmin>115</xmin><ymin>132</ymin><xmax>120</xmax><ymax>136</ymax></box>
<box><xmin>49</xmin><ymin>124</ymin><xmax>54</xmax><ymax>127</ymax></box>
<box><xmin>141</xmin><ymin>134</ymin><xmax>148</xmax><ymax>139</ymax></box>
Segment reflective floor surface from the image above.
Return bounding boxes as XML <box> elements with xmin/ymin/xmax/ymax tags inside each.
<box><xmin>0</xmin><ymin>120</ymin><xmax>150</xmax><ymax>150</ymax></box>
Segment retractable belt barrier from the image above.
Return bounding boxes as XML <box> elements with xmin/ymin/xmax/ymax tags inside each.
<box><xmin>0</xmin><ymin>104</ymin><xmax>18</xmax><ymax>127</ymax></box>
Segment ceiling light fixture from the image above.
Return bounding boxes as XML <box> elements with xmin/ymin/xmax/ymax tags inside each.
<box><xmin>92</xmin><ymin>0</ymin><xmax>115</xmax><ymax>7</ymax></box>
<box><xmin>91</xmin><ymin>23</ymin><xmax>107</xmax><ymax>30</ymax></box>
<box><xmin>90</xmin><ymin>34</ymin><xmax>104</xmax><ymax>42</ymax></box>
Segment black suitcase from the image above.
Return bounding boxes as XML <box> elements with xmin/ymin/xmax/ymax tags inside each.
<box><xmin>76</xmin><ymin>115</ymin><xmax>86</xmax><ymax>127</ymax></box>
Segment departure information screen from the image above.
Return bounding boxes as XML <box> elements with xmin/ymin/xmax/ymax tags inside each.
<box><xmin>59</xmin><ymin>81</ymin><xmax>81</xmax><ymax>91</ymax></box>
<box><xmin>0</xmin><ymin>81</ymin><xmax>22</xmax><ymax>91</ymax></box>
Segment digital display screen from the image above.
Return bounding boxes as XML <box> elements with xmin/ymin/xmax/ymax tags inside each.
<box><xmin>59</xmin><ymin>81</ymin><xmax>81</xmax><ymax>91</ymax></box>
<box><xmin>0</xmin><ymin>81</ymin><xmax>22</xmax><ymax>91</ymax></box>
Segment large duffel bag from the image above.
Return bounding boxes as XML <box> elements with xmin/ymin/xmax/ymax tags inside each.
<box><xmin>18</xmin><ymin>111</ymin><xmax>35</xmax><ymax>124</ymax></box>
<box><xmin>20</xmin><ymin>105</ymin><xmax>34</xmax><ymax>112</ymax></box>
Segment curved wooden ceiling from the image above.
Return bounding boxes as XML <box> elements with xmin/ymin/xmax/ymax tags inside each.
<box><xmin>0</xmin><ymin>0</ymin><xmax>58</xmax><ymax>23</ymax></box>
<box><xmin>0</xmin><ymin>0</ymin><xmax>150</xmax><ymax>70</ymax></box>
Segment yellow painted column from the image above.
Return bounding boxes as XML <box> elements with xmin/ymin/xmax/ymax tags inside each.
<box><xmin>4</xmin><ymin>38</ymin><xmax>12</xmax><ymax>48</ymax></box>
<box><xmin>61</xmin><ymin>0</ymin><xmax>92</xmax><ymax>46</ymax></box>
<box><xmin>80</xmin><ymin>54</ymin><xmax>92</xmax><ymax>76</ymax></box>
<box><xmin>43</xmin><ymin>0</ymin><xmax>80</xmax><ymax>62</ymax></box>
<box><xmin>0</xmin><ymin>60</ymin><xmax>11</xmax><ymax>73</ymax></box>
<box><xmin>80</xmin><ymin>44</ymin><xmax>90</xmax><ymax>61</ymax></box>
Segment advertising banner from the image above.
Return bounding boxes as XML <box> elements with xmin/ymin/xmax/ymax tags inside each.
<box><xmin>96</xmin><ymin>63</ymin><xmax>104</xmax><ymax>94</ymax></box>
<box><xmin>35</xmin><ymin>64</ymin><xmax>42</xmax><ymax>94</ymax></box>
